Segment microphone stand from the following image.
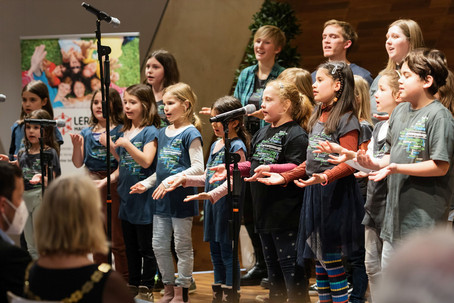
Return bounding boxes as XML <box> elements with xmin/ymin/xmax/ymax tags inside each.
<box><xmin>95</xmin><ymin>18</ymin><xmax>113</xmax><ymax>265</ymax></box>
<box><xmin>223</xmin><ymin>120</ymin><xmax>241</xmax><ymax>303</ymax></box>
<box><xmin>39</xmin><ymin>127</ymin><xmax>54</xmax><ymax>195</ymax></box>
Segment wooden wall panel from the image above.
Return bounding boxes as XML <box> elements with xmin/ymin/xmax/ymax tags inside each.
<box><xmin>278</xmin><ymin>0</ymin><xmax>454</xmax><ymax>78</ymax></box>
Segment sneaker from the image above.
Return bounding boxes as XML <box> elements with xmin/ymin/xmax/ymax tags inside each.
<box><xmin>135</xmin><ymin>286</ymin><xmax>154</xmax><ymax>302</ymax></box>
<box><xmin>347</xmin><ymin>282</ymin><xmax>353</xmax><ymax>295</ymax></box>
<box><xmin>189</xmin><ymin>278</ymin><xmax>197</xmax><ymax>294</ymax></box>
<box><xmin>255</xmin><ymin>294</ymin><xmax>269</xmax><ymax>303</ymax></box>
<box><xmin>128</xmin><ymin>284</ymin><xmax>139</xmax><ymax>297</ymax></box>
<box><xmin>309</xmin><ymin>283</ymin><xmax>318</xmax><ymax>296</ymax></box>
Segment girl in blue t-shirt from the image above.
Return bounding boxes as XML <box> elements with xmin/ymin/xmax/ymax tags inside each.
<box><xmin>18</xmin><ymin>109</ymin><xmax>61</xmax><ymax>259</ymax></box>
<box><xmin>130</xmin><ymin>82</ymin><xmax>203</xmax><ymax>302</ymax></box>
<box><xmin>70</xmin><ymin>88</ymin><xmax>128</xmax><ymax>280</ymax></box>
<box><xmin>163</xmin><ymin>96</ymin><xmax>249</xmax><ymax>301</ymax></box>
<box><xmin>97</xmin><ymin>84</ymin><xmax>160</xmax><ymax>301</ymax></box>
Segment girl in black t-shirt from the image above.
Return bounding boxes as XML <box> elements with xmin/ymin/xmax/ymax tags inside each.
<box><xmin>211</xmin><ymin>80</ymin><xmax>311</xmax><ymax>302</ymax></box>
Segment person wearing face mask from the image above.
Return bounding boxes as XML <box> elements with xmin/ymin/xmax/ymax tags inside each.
<box><xmin>0</xmin><ymin>162</ymin><xmax>32</xmax><ymax>303</ymax></box>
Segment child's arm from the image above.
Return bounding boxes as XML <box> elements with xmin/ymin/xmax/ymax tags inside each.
<box><xmin>294</xmin><ymin>130</ymin><xmax>359</xmax><ymax>188</ymax></box>
<box><xmin>95</xmin><ymin>168</ymin><xmax>120</xmax><ymax>188</ymax></box>
<box><xmin>369</xmin><ymin>160</ymin><xmax>450</xmax><ymax>181</ymax></box>
<box><xmin>70</xmin><ymin>133</ymin><xmax>84</xmax><ymax>168</ymax></box>
<box><xmin>153</xmin><ymin>138</ymin><xmax>204</xmax><ymax>200</ymax></box>
<box><xmin>99</xmin><ymin>133</ymin><xmax>120</xmax><ymax>161</ymax></box>
<box><xmin>115</xmin><ymin>137</ymin><xmax>157</xmax><ymax>168</ymax></box>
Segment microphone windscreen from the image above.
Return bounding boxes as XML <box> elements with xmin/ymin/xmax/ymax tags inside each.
<box><xmin>245</xmin><ymin>104</ymin><xmax>257</xmax><ymax>114</ymax></box>
<box><xmin>56</xmin><ymin>119</ymin><xmax>66</xmax><ymax>128</ymax></box>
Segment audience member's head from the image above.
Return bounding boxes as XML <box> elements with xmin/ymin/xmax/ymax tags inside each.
<box><xmin>0</xmin><ymin>162</ymin><xmax>26</xmax><ymax>235</ymax></box>
<box><xmin>35</xmin><ymin>174</ymin><xmax>108</xmax><ymax>256</ymax></box>
<box><xmin>378</xmin><ymin>228</ymin><xmax>454</xmax><ymax>303</ymax></box>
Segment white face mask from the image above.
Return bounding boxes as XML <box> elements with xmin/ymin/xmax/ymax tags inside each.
<box><xmin>2</xmin><ymin>198</ymin><xmax>28</xmax><ymax>235</ymax></box>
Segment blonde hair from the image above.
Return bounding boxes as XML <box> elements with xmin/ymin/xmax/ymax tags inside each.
<box><xmin>266</xmin><ymin>80</ymin><xmax>311</xmax><ymax>131</ymax></box>
<box><xmin>35</xmin><ymin>175</ymin><xmax>108</xmax><ymax>256</ymax></box>
<box><xmin>278</xmin><ymin>67</ymin><xmax>315</xmax><ymax>108</ymax></box>
<box><xmin>378</xmin><ymin>69</ymin><xmax>401</xmax><ymax>98</ymax></box>
<box><xmin>354</xmin><ymin>75</ymin><xmax>373</xmax><ymax>125</ymax></box>
<box><xmin>254</xmin><ymin>25</ymin><xmax>286</xmax><ymax>51</ymax></box>
<box><xmin>385</xmin><ymin>19</ymin><xmax>425</xmax><ymax>71</ymax></box>
<box><xmin>163</xmin><ymin>82</ymin><xmax>202</xmax><ymax>132</ymax></box>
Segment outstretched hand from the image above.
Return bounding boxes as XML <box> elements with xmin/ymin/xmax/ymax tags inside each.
<box><xmin>209</xmin><ymin>164</ymin><xmax>227</xmax><ymax>183</ymax></box>
<box><xmin>184</xmin><ymin>192</ymin><xmax>212</xmax><ymax>203</ymax></box>
<box><xmin>256</xmin><ymin>171</ymin><xmax>285</xmax><ymax>186</ymax></box>
<box><xmin>294</xmin><ymin>173</ymin><xmax>326</xmax><ymax>188</ymax></box>
<box><xmin>166</xmin><ymin>175</ymin><xmax>187</xmax><ymax>192</ymax></box>
<box><xmin>245</xmin><ymin>165</ymin><xmax>270</xmax><ymax>182</ymax></box>
<box><xmin>129</xmin><ymin>182</ymin><xmax>147</xmax><ymax>194</ymax></box>
<box><xmin>248</xmin><ymin>109</ymin><xmax>264</xmax><ymax>120</ymax></box>
<box><xmin>70</xmin><ymin>133</ymin><xmax>83</xmax><ymax>147</ymax></box>
<box><xmin>152</xmin><ymin>184</ymin><xmax>168</xmax><ymax>200</ymax></box>
<box><xmin>368</xmin><ymin>163</ymin><xmax>397</xmax><ymax>181</ymax></box>
<box><xmin>199</xmin><ymin>107</ymin><xmax>212</xmax><ymax>116</ymax></box>
<box><xmin>356</xmin><ymin>149</ymin><xmax>379</xmax><ymax>170</ymax></box>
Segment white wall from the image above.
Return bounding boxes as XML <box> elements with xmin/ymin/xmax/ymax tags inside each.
<box><xmin>0</xmin><ymin>0</ymin><xmax>168</xmax><ymax>153</ymax></box>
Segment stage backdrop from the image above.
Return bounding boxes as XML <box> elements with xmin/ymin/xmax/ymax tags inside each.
<box><xmin>20</xmin><ymin>33</ymin><xmax>140</xmax><ymax>175</ymax></box>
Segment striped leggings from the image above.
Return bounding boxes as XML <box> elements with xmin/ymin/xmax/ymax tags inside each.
<box><xmin>316</xmin><ymin>253</ymin><xmax>349</xmax><ymax>303</ymax></box>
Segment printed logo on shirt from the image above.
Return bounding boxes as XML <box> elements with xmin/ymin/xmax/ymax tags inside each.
<box><xmin>252</xmin><ymin>130</ymin><xmax>287</xmax><ymax>164</ymax></box>
<box><xmin>397</xmin><ymin>116</ymin><xmax>428</xmax><ymax>162</ymax></box>
<box><xmin>159</xmin><ymin>138</ymin><xmax>183</xmax><ymax>174</ymax></box>
<box><xmin>22</xmin><ymin>157</ymin><xmax>41</xmax><ymax>189</ymax></box>
<box><xmin>120</xmin><ymin>141</ymin><xmax>145</xmax><ymax>176</ymax></box>
<box><xmin>308</xmin><ymin>132</ymin><xmax>334</xmax><ymax>164</ymax></box>
<box><xmin>206</xmin><ymin>149</ymin><xmax>225</xmax><ymax>186</ymax></box>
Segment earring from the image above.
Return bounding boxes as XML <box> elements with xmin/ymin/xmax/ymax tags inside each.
<box><xmin>333</xmin><ymin>97</ymin><xmax>338</xmax><ymax>102</ymax></box>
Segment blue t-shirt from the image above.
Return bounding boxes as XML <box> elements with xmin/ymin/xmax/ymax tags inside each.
<box><xmin>80</xmin><ymin>125</ymin><xmax>122</xmax><ymax>172</ymax></box>
<box><xmin>155</xmin><ymin>126</ymin><xmax>202</xmax><ymax>218</ymax></box>
<box><xmin>9</xmin><ymin>122</ymin><xmax>64</xmax><ymax>160</ymax></box>
<box><xmin>117</xmin><ymin>126</ymin><xmax>158</xmax><ymax>224</ymax></box>
<box><xmin>204</xmin><ymin>138</ymin><xmax>246</xmax><ymax>243</ymax></box>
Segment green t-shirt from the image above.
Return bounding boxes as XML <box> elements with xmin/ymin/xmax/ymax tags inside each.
<box><xmin>381</xmin><ymin>100</ymin><xmax>454</xmax><ymax>243</ymax></box>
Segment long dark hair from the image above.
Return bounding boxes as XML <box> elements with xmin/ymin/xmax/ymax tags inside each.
<box><xmin>212</xmin><ymin>96</ymin><xmax>250</xmax><ymax>153</ymax></box>
<box><xmin>145</xmin><ymin>50</ymin><xmax>180</xmax><ymax>89</ymax></box>
<box><xmin>89</xmin><ymin>89</ymin><xmax>124</xmax><ymax>127</ymax></box>
<box><xmin>21</xmin><ymin>80</ymin><xmax>54</xmax><ymax>121</ymax></box>
<box><xmin>308</xmin><ymin>61</ymin><xmax>357</xmax><ymax>135</ymax></box>
<box><xmin>24</xmin><ymin>109</ymin><xmax>60</xmax><ymax>156</ymax></box>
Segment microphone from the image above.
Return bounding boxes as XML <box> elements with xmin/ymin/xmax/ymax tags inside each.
<box><xmin>24</xmin><ymin>119</ymin><xmax>66</xmax><ymax>128</ymax></box>
<box><xmin>0</xmin><ymin>94</ymin><xmax>5</xmax><ymax>102</ymax></box>
<box><xmin>81</xmin><ymin>2</ymin><xmax>121</xmax><ymax>27</ymax></box>
<box><xmin>210</xmin><ymin>104</ymin><xmax>257</xmax><ymax>123</ymax></box>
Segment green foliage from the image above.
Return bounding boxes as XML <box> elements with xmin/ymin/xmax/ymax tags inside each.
<box><xmin>116</xmin><ymin>37</ymin><xmax>140</xmax><ymax>87</ymax></box>
<box><xmin>232</xmin><ymin>0</ymin><xmax>302</xmax><ymax>90</ymax></box>
<box><xmin>21</xmin><ymin>39</ymin><xmax>61</xmax><ymax>71</ymax></box>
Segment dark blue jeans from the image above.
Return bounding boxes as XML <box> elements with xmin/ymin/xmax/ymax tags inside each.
<box><xmin>346</xmin><ymin>247</ymin><xmax>368</xmax><ymax>303</ymax></box>
<box><xmin>121</xmin><ymin>220</ymin><xmax>156</xmax><ymax>288</ymax></box>
<box><xmin>260</xmin><ymin>230</ymin><xmax>308</xmax><ymax>303</ymax></box>
<box><xmin>210</xmin><ymin>241</ymin><xmax>240</xmax><ymax>290</ymax></box>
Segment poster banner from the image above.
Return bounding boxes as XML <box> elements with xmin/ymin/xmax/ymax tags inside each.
<box><xmin>20</xmin><ymin>33</ymin><xmax>140</xmax><ymax>175</ymax></box>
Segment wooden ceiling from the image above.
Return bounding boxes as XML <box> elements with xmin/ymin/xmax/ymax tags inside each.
<box><xmin>278</xmin><ymin>0</ymin><xmax>454</xmax><ymax>77</ymax></box>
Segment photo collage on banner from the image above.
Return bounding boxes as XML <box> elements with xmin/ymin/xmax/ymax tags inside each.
<box><xmin>20</xmin><ymin>33</ymin><xmax>140</xmax><ymax>174</ymax></box>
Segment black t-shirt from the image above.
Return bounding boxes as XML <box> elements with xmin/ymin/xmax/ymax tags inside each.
<box><xmin>249</xmin><ymin>121</ymin><xmax>308</xmax><ymax>232</ymax></box>
<box><xmin>244</xmin><ymin>76</ymin><xmax>266</xmax><ymax>136</ymax></box>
